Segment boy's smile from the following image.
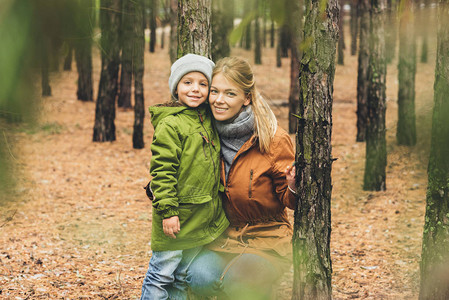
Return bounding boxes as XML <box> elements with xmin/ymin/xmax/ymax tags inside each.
<box><xmin>176</xmin><ymin>72</ymin><xmax>209</xmax><ymax>108</ymax></box>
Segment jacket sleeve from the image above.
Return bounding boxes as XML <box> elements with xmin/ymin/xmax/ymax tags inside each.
<box><xmin>270</xmin><ymin>132</ymin><xmax>297</xmax><ymax>210</ymax></box>
<box><xmin>149</xmin><ymin>119</ymin><xmax>182</xmax><ymax>218</ymax></box>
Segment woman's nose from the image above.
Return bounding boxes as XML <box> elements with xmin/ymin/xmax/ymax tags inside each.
<box><xmin>215</xmin><ymin>93</ymin><xmax>224</xmax><ymax>103</ymax></box>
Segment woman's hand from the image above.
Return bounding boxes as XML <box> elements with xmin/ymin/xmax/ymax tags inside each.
<box><xmin>163</xmin><ymin>216</ymin><xmax>180</xmax><ymax>239</ymax></box>
<box><xmin>285</xmin><ymin>164</ymin><xmax>297</xmax><ymax>194</ymax></box>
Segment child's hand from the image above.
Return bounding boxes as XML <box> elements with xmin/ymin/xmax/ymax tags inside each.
<box><xmin>163</xmin><ymin>216</ymin><xmax>180</xmax><ymax>239</ymax></box>
<box><xmin>285</xmin><ymin>164</ymin><xmax>296</xmax><ymax>193</ymax></box>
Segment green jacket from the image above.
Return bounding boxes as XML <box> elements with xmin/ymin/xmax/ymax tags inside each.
<box><xmin>149</xmin><ymin>102</ymin><xmax>229</xmax><ymax>251</ymax></box>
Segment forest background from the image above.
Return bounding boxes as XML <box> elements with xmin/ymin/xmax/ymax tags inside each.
<box><xmin>0</xmin><ymin>0</ymin><xmax>444</xmax><ymax>299</ymax></box>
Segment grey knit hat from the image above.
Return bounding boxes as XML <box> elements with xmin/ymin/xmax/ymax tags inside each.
<box><xmin>168</xmin><ymin>54</ymin><xmax>215</xmax><ymax>100</ymax></box>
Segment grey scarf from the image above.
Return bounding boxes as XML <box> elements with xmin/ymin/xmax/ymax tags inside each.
<box><xmin>215</xmin><ymin>106</ymin><xmax>255</xmax><ymax>180</ymax></box>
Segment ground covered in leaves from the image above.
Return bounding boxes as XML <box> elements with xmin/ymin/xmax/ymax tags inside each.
<box><xmin>1</xmin><ymin>33</ymin><xmax>436</xmax><ymax>299</ymax></box>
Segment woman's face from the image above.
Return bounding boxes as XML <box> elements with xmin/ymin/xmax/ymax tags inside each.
<box><xmin>209</xmin><ymin>73</ymin><xmax>251</xmax><ymax>122</ymax></box>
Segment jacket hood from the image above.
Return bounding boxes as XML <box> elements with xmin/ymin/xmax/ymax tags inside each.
<box><xmin>149</xmin><ymin>101</ymin><xmax>188</xmax><ymax>127</ymax></box>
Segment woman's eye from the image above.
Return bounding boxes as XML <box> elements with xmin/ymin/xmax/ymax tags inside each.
<box><xmin>227</xmin><ymin>92</ymin><xmax>236</xmax><ymax>97</ymax></box>
<box><xmin>210</xmin><ymin>89</ymin><xmax>218</xmax><ymax>94</ymax></box>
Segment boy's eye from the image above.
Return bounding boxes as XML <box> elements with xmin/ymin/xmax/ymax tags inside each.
<box><xmin>200</xmin><ymin>82</ymin><xmax>208</xmax><ymax>87</ymax></box>
<box><xmin>183</xmin><ymin>80</ymin><xmax>191</xmax><ymax>84</ymax></box>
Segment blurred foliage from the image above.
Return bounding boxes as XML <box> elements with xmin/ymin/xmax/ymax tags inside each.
<box><xmin>0</xmin><ymin>0</ymin><xmax>95</xmax><ymax>203</ymax></box>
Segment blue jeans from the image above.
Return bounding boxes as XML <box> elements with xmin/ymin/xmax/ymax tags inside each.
<box><xmin>140</xmin><ymin>246</ymin><xmax>202</xmax><ymax>300</ymax></box>
<box><xmin>186</xmin><ymin>249</ymin><xmax>281</xmax><ymax>300</ymax></box>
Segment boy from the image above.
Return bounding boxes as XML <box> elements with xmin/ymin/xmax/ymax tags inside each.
<box><xmin>140</xmin><ymin>54</ymin><xmax>229</xmax><ymax>300</ymax></box>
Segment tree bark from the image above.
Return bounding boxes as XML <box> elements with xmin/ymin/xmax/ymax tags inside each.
<box><xmin>270</xmin><ymin>17</ymin><xmax>275</xmax><ymax>48</ymax></box>
<box><xmin>291</xmin><ymin>0</ymin><xmax>338</xmax><ymax>298</ymax></box>
<box><xmin>169</xmin><ymin>0</ymin><xmax>178</xmax><ymax>63</ymax></box>
<box><xmin>244</xmin><ymin>0</ymin><xmax>252</xmax><ymax>50</ymax></box>
<box><xmin>396</xmin><ymin>0</ymin><xmax>416</xmax><ymax>146</ymax></box>
<box><xmin>356</xmin><ymin>0</ymin><xmax>370</xmax><ymax>142</ymax></box>
<box><xmin>254</xmin><ymin>0</ymin><xmax>262</xmax><ymax>64</ymax></box>
<box><xmin>385</xmin><ymin>0</ymin><xmax>397</xmax><ymax>64</ymax></box>
<box><xmin>149</xmin><ymin>0</ymin><xmax>158</xmax><ymax>53</ymax></box>
<box><xmin>419</xmin><ymin>1</ymin><xmax>449</xmax><ymax>298</ymax></box>
<box><xmin>133</xmin><ymin>0</ymin><xmax>145</xmax><ymax>149</ymax></box>
<box><xmin>93</xmin><ymin>0</ymin><xmax>121</xmax><ymax>142</ymax></box>
<box><xmin>118</xmin><ymin>0</ymin><xmax>134</xmax><ymax>109</ymax></box>
<box><xmin>63</xmin><ymin>43</ymin><xmax>73</xmax><ymax>71</ymax></box>
<box><xmin>350</xmin><ymin>0</ymin><xmax>359</xmax><ymax>55</ymax></box>
<box><xmin>177</xmin><ymin>0</ymin><xmax>212</xmax><ymax>58</ymax></box>
<box><xmin>280</xmin><ymin>23</ymin><xmax>289</xmax><ymax>58</ymax></box>
<box><xmin>74</xmin><ymin>0</ymin><xmax>93</xmax><ymax>101</ymax></box>
<box><xmin>211</xmin><ymin>0</ymin><xmax>233</xmax><ymax>61</ymax></box>
<box><xmin>276</xmin><ymin>27</ymin><xmax>282</xmax><ymax>67</ymax></box>
<box><xmin>288</xmin><ymin>0</ymin><xmax>303</xmax><ymax>134</ymax></box>
<box><xmin>363</xmin><ymin>0</ymin><xmax>387</xmax><ymax>191</ymax></box>
<box><xmin>337</xmin><ymin>0</ymin><xmax>345</xmax><ymax>65</ymax></box>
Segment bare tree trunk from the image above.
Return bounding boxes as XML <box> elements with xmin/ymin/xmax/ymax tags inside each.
<box><xmin>291</xmin><ymin>0</ymin><xmax>338</xmax><ymax>298</ymax></box>
<box><xmin>419</xmin><ymin>2</ymin><xmax>449</xmax><ymax>298</ymax></box>
<box><xmin>337</xmin><ymin>0</ymin><xmax>345</xmax><ymax>65</ymax></box>
<box><xmin>211</xmin><ymin>0</ymin><xmax>233</xmax><ymax>61</ymax></box>
<box><xmin>149</xmin><ymin>0</ymin><xmax>158</xmax><ymax>53</ymax></box>
<box><xmin>254</xmin><ymin>0</ymin><xmax>262</xmax><ymax>64</ymax></box>
<box><xmin>118</xmin><ymin>0</ymin><xmax>134</xmax><ymax>109</ymax></box>
<box><xmin>276</xmin><ymin>27</ymin><xmax>282</xmax><ymax>67</ymax></box>
<box><xmin>270</xmin><ymin>17</ymin><xmax>275</xmax><ymax>48</ymax></box>
<box><xmin>288</xmin><ymin>0</ymin><xmax>303</xmax><ymax>134</ymax></box>
<box><xmin>133</xmin><ymin>0</ymin><xmax>145</xmax><ymax>149</ymax></box>
<box><xmin>41</xmin><ymin>43</ymin><xmax>52</xmax><ymax>97</ymax></box>
<box><xmin>385</xmin><ymin>0</ymin><xmax>397</xmax><ymax>64</ymax></box>
<box><xmin>177</xmin><ymin>0</ymin><xmax>212</xmax><ymax>58</ymax></box>
<box><xmin>169</xmin><ymin>0</ymin><xmax>178</xmax><ymax>63</ymax></box>
<box><xmin>396</xmin><ymin>0</ymin><xmax>416</xmax><ymax>146</ymax></box>
<box><xmin>356</xmin><ymin>0</ymin><xmax>370</xmax><ymax>142</ymax></box>
<box><xmin>63</xmin><ymin>43</ymin><xmax>73</xmax><ymax>70</ymax></box>
<box><xmin>75</xmin><ymin>0</ymin><xmax>93</xmax><ymax>102</ymax></box>
<box><xmin>93</xmin><ymin>0</ymin><xmax>121</xmax><ymax>142</ymax></box>
<box><xmin>244</xmin><ymin>0</ymin><xmax>252</xmax><ymax>50</ymax></box>
<box><xmin>363</xmin><ymin>0</ymin><xmax>387</xmax><ymax>191</ymax></box>
<box><xmin>350</xmin><ymin>0</ymin><xmax>359</xmax><ymax>55</ymax></box>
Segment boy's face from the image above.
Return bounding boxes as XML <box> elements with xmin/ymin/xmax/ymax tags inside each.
<box><xmin>176</xmin><ymin>72</ymin><xmax>209</xmax><ymax>108</ymax></box>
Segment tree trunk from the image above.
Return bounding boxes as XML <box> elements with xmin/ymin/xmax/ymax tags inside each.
<box><xmin>276</xmin><ymin>27</ymin><xmax>282</xmax><ymax>67</ymax></box>
<box><xmin>385</xmin><ymin>0</ymin><xmax>397</xmax><ymax>64</ymax></box>
<box><xmin>63</xmin><ymin>43</ymin><xmax>73</xmax><ymax>70</ymax></box>
<box><xmin>75</xmin><ymin>0</ymin><xmax>93</xmax><ymax>102</ymax></box>
<box><xmin>291</xmin><ymin>0</ymin><xmax>338</xmax><ymax>298</ymax></box>
<box><xmin>41</xmin><ymin>44</ymin><xmax>52</xmax><ymax>97</ymax></box>
<box><xmin>177</xmin><ymin>0</ymin><xmax>212</xmax><ymax>58</ymax></box>
<box><xmin>363</xmin><ymin>0</ymin><xmax>387</xmax><ymax>191</ymax></box>
<box><xmin>356</xmin><ymin>0</ymin><xmax>370</xmax><ymax>142</ymax></box>
<box><xmin>149</xmin><ymin>0</ymin><xmax>157</xmax><ymax>53</ymax></box>
<box><xmin>244</xmin><ymin>0</ymin><xmax>252</xmax><ymax>50</ymax></box>
<box><xmin>419</xmin><ymin>2</ymin><xmax>449</xmax><ymax>298</ymax></box>
<box><xmin>118</xmin><ymin>0</ymin><xmax>134</xmax><ymax>109</ymax></box>
<box><xmin>350</xmin><ymin>0</ymin><xmax>359</xmax><ymax>55</ymax></box>
<box><xmin>270</xmin><ymin>17</ymin><xmax>275</xmax><ymax>48</ymax></box>
<box><xmin>419</xmin><ymin>0</ymin><xmax>429</xmax><ymax>63</ymax></box>
<box><xmin>254</xmin><ymin>0</ymin><xmax>262</xmax><ymax>64</ymax></box>
<box><xmin>337</xmin><ymin>0</ymin><xmax>345</xmax><ymax>65</ymax></box>
<box><xmin>280</xmin><ymin>24</ymin><xmax>289</xmax><ymax>58</ymax></box>
<box><xmin>396</xmin><ymin>0</ymin><xmax>416</xmax><ymax>146</ymax></box>
<box><xmin>288</xmin><ymin>0</ymin><xmax>303</xmax><ymax>134</ymax></box>
<box><xmin>93</xmin><ymin>0</ymin><xmax>121</xmax><ymax>142</ymax></box>
<box><xmin>133</xmin><ymin>0</ymin><xmax>145</xmax><ymax>149</ymax></box>
<box><xmin>263</xmin><ymin>0</ymin><xmax>267</xmax><ymax>48</ymax></box>
<box><xmin>211</xmin><ymin>0</ymin><xmax>233</xmax><ymax>61</ymax></box>
<box><xmin>169</xmin><ymin>0</ymin><xmax>178</xmax><ymax>63</ymax></box>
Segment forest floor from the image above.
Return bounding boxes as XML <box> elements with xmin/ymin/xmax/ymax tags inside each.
<box><xmin>0</xmin><ymin>34</ymin><xmax>436</xmax><ymax>299</ymax></box>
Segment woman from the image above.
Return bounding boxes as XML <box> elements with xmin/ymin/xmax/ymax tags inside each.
<box><xmin>186</xmin><ymin>57</ymin><xmax>297</xmax><ymax>299</ymax></box>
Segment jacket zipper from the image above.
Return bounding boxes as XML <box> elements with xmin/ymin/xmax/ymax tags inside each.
<box><xmin>248</xmin><ymin>169</ymin><xmax>253</xmax><ymax>198</ymax></box>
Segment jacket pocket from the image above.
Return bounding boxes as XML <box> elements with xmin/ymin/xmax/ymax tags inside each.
<box><xmin>178</xmin><ymin>195</ymin><xmax>212</xmax><ymax>205</ymax></box>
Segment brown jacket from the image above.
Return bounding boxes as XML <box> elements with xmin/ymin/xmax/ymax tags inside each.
<box><xmin>208</xmin><ymin>127</ymin><xmax>296</xmax><ymax>270</ymax></box>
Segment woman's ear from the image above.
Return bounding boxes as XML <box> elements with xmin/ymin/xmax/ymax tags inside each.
<box><xmin>243</xmin><ymin>94</ymin><xmax>251</xmax><ymax>106</ymax></box>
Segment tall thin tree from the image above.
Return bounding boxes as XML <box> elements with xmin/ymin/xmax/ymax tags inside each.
<box><xmin>350</xmin><ymin>0</ymin><xmax>359</xmax><ymax>55</ymax></box>
<box><xmin>75</xmin><ymin>0</ymin><xmax>94</xmax><ymax>101</ymax></box>
<box><xmin>169</xmin><ymin>0</ymin><xmax>178</xmax><ymax>63</ymax></box>
<box><xmin>133</xmin><ymin>0</ymin><xmax>145</xmax><ymax>149</ymax></box>
<box><xmin>292</xmin><ymin>0</ymin><xmax>338</xmax><ymax>299</ymax></box>
<box><xmin>93</xmin><ymin>0</ymin><xmax>121</xmax><ymax>142</ymax></box>
<box><xmin>337</xmin><ymin>0</ymin><xmax>345</xmax><ymax>65</ymax></box>
<box><xmin>419</xmin><ymin>1</ymin><xmax>449</xmax><ymax>298</ymax></box>
<box><xmin>287</xmin><ymin>0</ymin><xmax>303</xmax><ymax>134</ymax></box>
<box><xmin>254</xmin><ymin>0</ymin><xmax>262</xmax><ymax>64</ymax></box>
<box><xmin>396</xmin><ymin>0</ymin><xmax>416</xmax><ymax>146</ymax></box>
<box><xmin>363</xmin><ymin>0</ymin><xmax>387</xmax><ymax>191</ymax></box>
<box><xmin>118</xmin><ymin>0</ymin><xmax>134</xmax><ymax>109</ymax></box>
<box><xmin>356</xmin><ymin>0</ymin><xmax>370</xmax><ymax>142</ymax></box>
<box><xmin>177</xmin><ymin>0</ymin><xmax>212</xmax><ymax>58</ymax></box>
<box><xmin>149</xmin><ymin>0</ymin><xmax>158</xmax><ymax>53</ymax></box>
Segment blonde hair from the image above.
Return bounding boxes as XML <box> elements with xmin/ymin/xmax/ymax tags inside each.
<box><xmin>213</xmin><ymin>57</ymin><xmax>277</xmax><ymax>153</ymax></box>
